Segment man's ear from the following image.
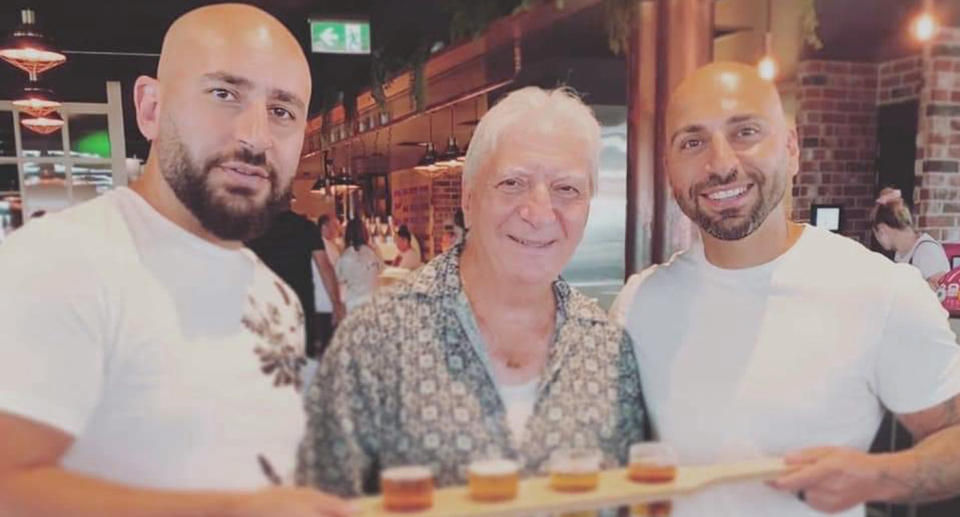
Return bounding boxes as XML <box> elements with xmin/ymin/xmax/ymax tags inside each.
<box><xmin>134</xmin><ymin>76</ymin><xmax>161</xmax><ymax>141</ymax></box>
<box><xmin>786</xmin><ymin>126</ymin><xmax>800</xmax><ymax>180</ymax></box>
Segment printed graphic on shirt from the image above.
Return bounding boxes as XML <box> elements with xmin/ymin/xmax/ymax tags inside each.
<box><xmin>242</xmin><ymin>280</ymin><xmax>306</xmax><ymax>391</ymax></box>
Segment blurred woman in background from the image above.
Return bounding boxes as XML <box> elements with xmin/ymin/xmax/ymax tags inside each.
<box><xmin>872</xmin><ymin>187</ymin><xmax>950</xmax><ymax>288</ymax></box>
<box><xmin>334</xmin><ymin>218</ymin><xmax>383</xmax><ymax>312</ymax></box>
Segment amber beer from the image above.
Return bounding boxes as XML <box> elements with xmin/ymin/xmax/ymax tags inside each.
<box><xmin>549</xmin><ymin>449</ymin><xmax>601</xmax><ymax>492</ymax></box>
<box><xmin>631</xmin><ymin>501</ymin><xmax>672</xmax><ymax>517</ymax></box>
<box><xmin>627</xmin><ymin>442</ymin><xmax>677</xmax><ymax>483</ymax></box>
<box><xmin>381</xmin><ymin>466</ymin><xmax>434</xmax><ymax>512</ymax></box>
<box><xmin>467</xmin><ymin>459</ymin><xmax>520</xmax><ymax>501</ymax></box>
<box><xmin>628</xmin><ymin>463</ymin><xmax>677</xmax><ymax>483</ymax></box>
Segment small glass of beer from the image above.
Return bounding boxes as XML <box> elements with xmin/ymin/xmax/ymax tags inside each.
<box><xmin>381</xmin><ymin>465</ymin><xmax>434</xmax><ymax>512</ymax></box>
<box><xmin>631</xmin><ymin>501</ymin><xmax>672</xmax><ymax>517</ymax></box>
<box><xmin>467</xmin><ymin>458</ymin><xmax>520</xmax><ymax>502</ymax></box>
<box><xmin>548</xmin><ymin>448</ymin><xmax>602</xmax><ymax>492</ymax></box>
<box><xmin>627</xmin><ymin>442</ymin><xmax>678</xmax><ymax>484</ymax></box>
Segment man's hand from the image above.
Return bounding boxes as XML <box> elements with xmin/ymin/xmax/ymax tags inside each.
<box><xmin>232</xmin><ymin>486</ymin><xmax>356</xmax><ymax>517</ymax></box>
<box><xmin>769</xmin><ymin>447</ymin><xmax>898</xmax><ymax>513</ymax></box>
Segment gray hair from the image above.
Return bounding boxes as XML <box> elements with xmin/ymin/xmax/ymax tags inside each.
<box><xmin>462</xmin><ymin>86</ymin><xmax>601</xmax><ymax>194</ymax></box>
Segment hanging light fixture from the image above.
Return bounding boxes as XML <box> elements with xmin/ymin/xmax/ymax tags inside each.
<box><xmin>436</xmin><ymin>107</ymin><xmax>464</xmax><ymax>167</ymax></box>
<box><xmin>12</xmin><ymin>79</ymin><xmax>60</xmax><ymax>117</ymax></box>
<box><xmin>756</xmin><ymin>0</ymin><xmax>777</xmax><ymax>81</ymax></box>
<box><xmin>311</xmin><ymin>151</ymin><xmax>333</xmax><ymax>196</ymax></box>
<box><xmin>913</xmin><ymin>0</ymin><xmax>938</xmax><ymax>42</ymax></box>
<box><xmin>21</xmin><ymin>111</ymin><xmax>64</xmax><ymax>135</ymax></box>
<box><xmin>0</xmin><ymin>9</ymin><xmax>67</xmax><ymax>78</ymax></box>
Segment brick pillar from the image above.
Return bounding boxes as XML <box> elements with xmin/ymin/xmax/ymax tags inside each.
<box><xmin>916</xmin><ymin>27</ymin><xmax>960</xmax><ymax>243</ymax></box>
<box><xmin>794</xmin><ymin>60</ymin><xmax>879</xmax><ymax>242</ymax></box>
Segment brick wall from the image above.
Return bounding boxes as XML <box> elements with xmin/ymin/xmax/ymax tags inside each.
<box><xmin>915</xmin><ymin>28</ymin><xmax>960</xmax><ymax>242</ymax></box>
<box><xmin>878</xmin><ymin>55</ymin><xmax>924</xmax><ymax>105</ymax></box>
<box><xmin>794</xmin><ymin>60</ymin><xmax>879</xmax><ymax>241</ymax></box>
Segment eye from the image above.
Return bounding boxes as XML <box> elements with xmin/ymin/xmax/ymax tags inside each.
<box><xmin>736</xmin><ymin>125</ymin><xmax>761</xmax><ymax>139</ymax></box>
<box><xmin>554</xmin><ymin>184</ymin><xmax>582</xmax><ymax>198</ymax></box>
<box><xmin>270</xmin><ymin>106</ymin><xmax>295</xmax><ymax>121</ymax></box>
<box><xmin>496</xmin><ymin>177</ymin><xmax>526</xmax><ymax>192</ymax></box>
<box><xmin>679</xmin><ymin>138</ymin><xmax>703</xmax><ymax>151</ymax></box>
<box><xmin>209</xmin><ymin>88</ymin><xmax>238</xmax><ymax>102</ymax></box>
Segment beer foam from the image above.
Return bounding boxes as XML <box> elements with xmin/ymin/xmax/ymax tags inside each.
<box><xmin>468</xmin><ymin>459</ymin><xmax>520</xmax><ymax>476</ymax></box>
<box><xmin>549</xmin><ymin>448</ymin><xmax>601</xmax><ymax>474</ymax></box>
<box><xmin>381</xmin><ymin>465</ymin><xmax>432</xmax><ymax>481</ymax></box>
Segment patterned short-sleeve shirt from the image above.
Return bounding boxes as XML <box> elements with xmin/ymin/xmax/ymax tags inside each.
<box><xmin>296</xmin><ymin>244</ymin><xmax>647</xmax><ymax>496</ymax></box>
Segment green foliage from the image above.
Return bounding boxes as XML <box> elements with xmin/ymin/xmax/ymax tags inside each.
<box><xmin>800</xmin><ymin>0</ymin><xmax>824</xmax><ymax>50</ymax></box>
<box><xmin>603</xmin><ymin>0</ymin><xmax>639</xmax><ymax>56</ymax></box>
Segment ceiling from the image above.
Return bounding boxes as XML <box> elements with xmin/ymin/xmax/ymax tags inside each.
<box><xmin>1</xmin><ymin>0</ymin><xmax>956</xmax><ymax>159</ymax></box>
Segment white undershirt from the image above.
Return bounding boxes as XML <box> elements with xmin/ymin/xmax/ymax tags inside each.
<box><xmin>496</xmin><ymin>377</ymin><xmax>539</xmax><ymax>446</ymax></box>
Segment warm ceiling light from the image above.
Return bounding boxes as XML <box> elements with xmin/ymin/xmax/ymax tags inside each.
<box><xmin>0</xmin><ymin>9</ymin><xmax>66</xmax><ymax>77</ymax></box>
<box><xmin>913</xmin><ymin>12</ymin><xmax>938</xmax><ymax>42</ymax></box>
<box><xmin>757</xmin><ymin>32</ymin><xmax>777</xmax><ymax>81</ymax></box>
<box><xmin>21</xmin><ymin>112</ymin><xmax>64</xmax><ymax>135</ymax></box>
<box><xmin>12</xmin><ymin>81</ymin><xmax>60</xmax><ymax>117</ymax></box>
<box><xmin>758</xmin><ymin>55</ymin><xmax>778</xmax><ymax>81</ymax></box>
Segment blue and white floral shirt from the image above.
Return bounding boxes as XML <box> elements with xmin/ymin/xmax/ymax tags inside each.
<box><xmin>296</xmin><ymin>245</ymin><xmax>647</xmax><ymax>496</ymax></box>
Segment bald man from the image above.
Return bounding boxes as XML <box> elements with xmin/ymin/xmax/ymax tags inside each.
<box><xmin>0</xmin><ymin>5</ymin><xmax>352</xmax><ymax>517</ymax></box>
<box><xmin>612</xmin><ymin>62</ymin><xmax>960</xmax><ymax>516</ymax></box>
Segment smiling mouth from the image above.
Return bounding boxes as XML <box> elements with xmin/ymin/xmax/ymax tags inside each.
<box><xmin>701</xmin><ymin>183</ymin><xmax>754</xmax><ymax>202</ymax></box>
<box><xmin>508</xmin><ymin>235</ymin><xmax>557</xmax><ymax>248</ymax></box>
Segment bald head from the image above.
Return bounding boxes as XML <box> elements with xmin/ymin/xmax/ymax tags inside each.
<box><xmin>158</xmin><ymin>4</ymin><xmax>309</xmax><ymax>94</ymax></box>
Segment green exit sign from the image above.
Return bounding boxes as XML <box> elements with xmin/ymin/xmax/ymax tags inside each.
<box><xmin>309</xmin><ymin>19</ymin><xmax>371</xmax><ymax>55</ymax></box>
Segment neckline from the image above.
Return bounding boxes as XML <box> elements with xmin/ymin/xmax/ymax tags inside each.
<box><xmin>113</xmin><ymin>187</ymin><xmax>251</xmax><ymax>260</ymax></box>
<box><xmin>693</xmin><ymin>224</ymin><xmax>812</xmax><ymax>276</ymax></box>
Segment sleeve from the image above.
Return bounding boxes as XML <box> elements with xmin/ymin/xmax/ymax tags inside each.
<box><xmin>609</xmin><ymin>274</ymin><xmax>643</xmax><ymax>327</ymax></box>
<box><xmin>0</xmin><ymin>230</ymin><xmax>108</xmax><ymax>435</ymax></box>
<box><xmin>873</xmin><ymin>267</ymin><xmax>960</xmax><ymax>414</ymax></box>
<box><xmin>911</xmin><ymin>240</ymin><xmax>950</xmax><ymax>280</ymax></box>
<box><xmin>305</xmin><ymin>217</ymin><xmax>325</xmax><ymax>252</ymax></box>
<box><xmin>296</xmin><ymin>311</ymin><xmax>382</xmax><ymax>496</ymax></box>
<box><xmin>615</xmin><ymin>329</ymin><xmax>649</xmax><ymax>460</ymax></box>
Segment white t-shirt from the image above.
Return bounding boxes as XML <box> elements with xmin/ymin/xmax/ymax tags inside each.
<box><xmin>312</xmin><ymin>239</ymin><xmax>342</xmax><ymax>314</ymax></box>
<box><xmin>396</xmin><ymin>247</ymin><xmax>423</xmax><ymax>270</ymax></box>
<box><xmin>611</xmin><ymin>225</ymin><xmax>960</xmax><ymax>517</ymax></box>
<box><xmin>895</xmin><ymin>233</ymin><xmax>950</xmax><ymax>280</ymax></box>
<box><xmin>496</xmin><ymin>377</ymin><xmax>539</xmax><ymax>446</ymax></box>
<box><xmin>0</xmin><ymin>187</ymin><xmax>307</xmax><ymax>490</ymax></box>
<box><xmin>335</xmin><ymin>244</ymin><xmax>382</xmax><ymax>311</ymax></box>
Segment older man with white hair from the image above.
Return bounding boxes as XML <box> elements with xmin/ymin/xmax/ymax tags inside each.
<box><xmin>297</xmin><ymin>86</ymin><xmax>647</xmax><ymax>496</ymax></box>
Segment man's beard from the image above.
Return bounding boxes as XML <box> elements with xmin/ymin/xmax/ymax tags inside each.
<box><xmin>155</xmin><ymin>121</ymin><xmax>291</xmax><ymax>242</ymax></box>
<box><xmin>675</xmin><ymin>162</ymin><xmax>787</xmax><ymax>241</ymax></box>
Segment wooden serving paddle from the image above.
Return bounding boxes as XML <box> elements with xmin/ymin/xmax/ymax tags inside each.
<box><xmin>354</xmin><ymin>457</ymin><xmax>789</xmax><ymax>517</ymax></box>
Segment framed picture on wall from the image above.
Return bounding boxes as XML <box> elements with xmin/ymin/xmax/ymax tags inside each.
<box><xmin>811</xmin><ymin>204</ymin><xmax>843</xmax><ymax>233</ymax></box>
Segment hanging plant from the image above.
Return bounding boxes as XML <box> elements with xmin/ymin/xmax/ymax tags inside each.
<box><xmin>603</xmin><ymin>0</ymin><xmax>639</xmax><ymax>56</ymax></box>
<box><xmin>410</xmin><ymin>43</ymin><xmax>430</xmax><ymax>113</ymax></box>
<box><xmin>370</xmin><ymin>49</ymin><xmax>390</xmax><ymax>114</ymax></box>
<box><xmin>799</xmin><ymin>0</ymin><xmax>823</xmax><ymax>51</ymax></box>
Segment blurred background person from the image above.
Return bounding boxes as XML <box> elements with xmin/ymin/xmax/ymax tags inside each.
<box><xmin>335</xmin><ymin>217</ymin><xmax>382</xmax><ymax>312</ymax></box>
<box><xmin>248</xmin><ymin>209</ymin><xmax>344</xmax><ymax>361</ymax></box>
<box><xmin>872</xmin><ymin>187</ymin><xmax>950</xmax><ymax>288</ymax></box>
<box><xmin>391</xmin><ymin>224</ymin><xmax>422</xmax><ymax>270</ymax></box>
<box><xmin>311</xmin><ymin>213</ymin><xmax>344</xmax><ymax>359</ymax></box>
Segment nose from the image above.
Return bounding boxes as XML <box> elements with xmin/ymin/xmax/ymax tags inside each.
<box><xmin>705</xmin><ymin>132</ymin><xmax>738</xmax><ymax>176</ymax></box>
<box><xmin>234</xmin><ymin>100</ymin><xmax>273</xmax><ymax>154</ymax></box>
<box><xmin>518</xmin><ymin>182</ymin><xmax>558</xmax><ymax>228</ymax></box>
